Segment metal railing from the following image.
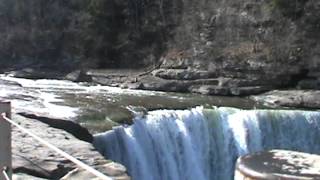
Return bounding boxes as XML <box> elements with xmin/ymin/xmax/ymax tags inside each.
<box><xmin>0</xmin><ymin>101</ymin><xmax>112</xmax><ymax>180</ymax></box>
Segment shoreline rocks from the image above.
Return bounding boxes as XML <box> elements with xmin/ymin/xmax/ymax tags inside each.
<box><xmin>11</xmin><ymin>113</ymin><xmax>129</xmax><ymax>180</ymax></box>
<box><xmin>85</xmin><ymin>69</ymin><xmax>276</xmax><ymax>96</ymax></box>
<box><xmin>252</xmin><ymin>90</ymin><xmax>320</xmax><ymax>109</ymax></box>
<box><xmin>17</xmin><ymin>112</ymin><xmax>93</xmax><ymax>143</ymax></box>
<box><xmin>3</xmin><ymin>67</ymin><xmax>320</xmax><ymax>109</ymax></box>
<box><xmin>81</xmin><ymin>68</ymin><xmax>320</xmax><ymax>109</ymax></box>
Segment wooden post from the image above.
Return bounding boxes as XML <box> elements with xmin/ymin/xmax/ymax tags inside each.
<box><xmin>0</xmin><ymin>101</ymin><xmax>11</xmax><ymax>180</ymax></box>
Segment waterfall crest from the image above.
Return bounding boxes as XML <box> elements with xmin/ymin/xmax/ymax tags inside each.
<box><xmin>94</xmin><ymin>107</ymin><xmax>320</xmax><ymax>180</ymax></box>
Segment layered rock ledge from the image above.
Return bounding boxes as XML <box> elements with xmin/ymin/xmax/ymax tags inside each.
<box><xmin>11</xmin><ymin>113</ymin><xmax>130</xmax><ymax>180</ymax></box>
<box><xmin>252</xmin><ymin>90</ymin><xmax>320</xmax><ymax>109</ymax></box>
<box><xmin>65</xmin><ymin>69</ymin><xmax>320</xmax><ymax>109</ymax></box>
<box><xmin>68</xmin><ymin>69</ymin><xmax>275</xmax><ymax>96</ymax></box>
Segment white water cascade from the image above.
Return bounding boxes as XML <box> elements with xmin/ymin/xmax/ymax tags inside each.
<box><xmin>94</xmin><ymin>107</ymin><xmax>320</xmax><ymax>180</ymax></box>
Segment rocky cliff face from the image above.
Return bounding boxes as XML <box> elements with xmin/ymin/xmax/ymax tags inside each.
<box><xmin>87</xmin><ymin>0</ymin><xmax>320</xmax><ymax>95</ymax></box>
<box><xmin>1</xmin><ymin>0</ymin><xmax>320</xmax><ymax>95</ymax></box>
<box><xmin>155</xmin><ymin>0</ymin><xmax>320</xmax><ymax>94</ymax></box>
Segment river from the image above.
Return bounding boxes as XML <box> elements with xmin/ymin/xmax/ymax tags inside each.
<box><xmin>0</xmin><ymin>74</ymin><xmax>260</xmax><ymax>133</ymax></box>
<box><xmin>1</xmin><ymin>75</ymin><xmax>319</xmax><ymax>180</ymax></box>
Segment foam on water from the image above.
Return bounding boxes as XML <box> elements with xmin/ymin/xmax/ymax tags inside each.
<box><xmin>1</xmin><ymin>75</ymin><xmax>166</xmax><ymax>96</ymax></box>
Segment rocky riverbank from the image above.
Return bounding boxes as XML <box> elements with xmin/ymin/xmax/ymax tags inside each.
<box><xmin>66</xmin><ymin>69</ymin><xmax>320</xmax><ymax>109</ymax></box>
<box><xmin>80</xmin><ymin>68</ymin><xmax>274</xmax><ymax>96</ymax></box>
<box><xmin>3</xmin><ymin>67</ymin><xmax>320</xmax><ymax>110</ymax></box>
<box><xmin>0</xmin><ymin>77</ymin><xmax>130</xmax><ymax>179</ymax></box>
<box><xmin>11</xmin><ymin>112</ymin><xmax>130</xmax><ymax>180</ymax></box>
<box><xmin>252</xmin><ymin>90</ymin><xmax>320</xmax><ymax>109</ymax></box>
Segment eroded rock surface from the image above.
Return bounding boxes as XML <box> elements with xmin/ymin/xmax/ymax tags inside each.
<box><xmin>252</xmin><ymin>90</ymin><xmax>320</xmax><ymax>109</ymax></box>
<box><xmin>12</xmin><ymin>113</ymin><xmax>129</xmax><ymax>179</ymax></box>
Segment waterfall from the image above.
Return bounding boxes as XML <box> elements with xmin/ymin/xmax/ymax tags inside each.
<box><xmin>94</xmin><ymin>107</ymin><xmax>320</xmax><ymax>180</ymax></box>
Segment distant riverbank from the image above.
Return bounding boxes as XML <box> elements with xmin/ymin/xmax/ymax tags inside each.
<box><xmin>3</xmin><ymin>68</ymin><xmax>320</xmax><ymax>110</ymax></box>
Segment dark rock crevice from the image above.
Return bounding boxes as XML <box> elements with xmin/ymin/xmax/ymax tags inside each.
<box><xmin>13</xmin><ymin>164</ymin><xmax>73</xmax><ymax>180</ymax></box>
<box><xmin>18</xmin><ymin>112</ymin><xmax>93</xmax><ymax>143</ymax></box>
<box><xmin>287</xmin><ymin>68</ymin><xmax>310</xmax><ymax>88</ymax></box>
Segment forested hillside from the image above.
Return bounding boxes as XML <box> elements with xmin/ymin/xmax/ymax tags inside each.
<box><xmin>0</xmin><ymin>0</ymin><xmax>175</xmax><ymax>69</ymax></box>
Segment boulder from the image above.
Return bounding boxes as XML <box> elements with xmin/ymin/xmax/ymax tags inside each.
<box><xmin>252</xmin><ymin>90</ymin><xmax>320</xmax><ymax>109</ymax></box>
<box><xmin>7</xmin><ymin>68</ymin><xmax>65</xmax><ymax>79</ymax></box>
<box><xmin>190</xmin><ymin>85</ymin><xmax>229</xmax><ymax>95</ymax></box>
<box><xmin>65</xmin><ymin>70</ymin><xmax>92</xmax><ymax>82</ymax></box>
<box><xmin>139</xmin><ymin>76</ymin><xmax>191</xmax><ymax>92</ymax></box>
<box><xmin>91</xmin><ymin>76</ymin><xmax>122</xmax><ymax>87</ymax></box>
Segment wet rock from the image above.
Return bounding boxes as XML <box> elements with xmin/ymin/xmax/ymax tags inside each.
<box><xmin>7</xmin><ymin>68</ymin><xmax>65</xmax><ymax>79</ymax></box>
<box><xmin>120</xmin><ymin>82</ymin><xmax>144</xmax><ymax>89</ymax></box>
<box><xmin>65</xmin><ymin>70</ymin><xmax>92</xmax><ymax>83</ymax></box>
<box><xmin>139</xmin><ymin>76</ymin><xmax>190</xmax><ymax>92</ymax></box>
<box><xmin>18</xmin><ymin>112</ymin><xmax>93</xmax><ymax>143</ymax></box>
<box><xmin>88</xmin><ymin>69</ymin><xmax>147</xmax><ymax>87</ymax></box>
<box><xmin>252</xmin><ymin>90</ymin><xmax>320</xmax><ymax>109</ymax></box>
<box><xmin>119</xmin><ymin>74</ymin><xmax>273</xmax><ymax>96</ymax></box>
<box><xmin>0</xmin><ymin>79</ymin><xmax>22</xmax><ymax>87</ymax></box>
<box><xmin>8</xmin><ymin>68</ymin><xmax>41</xmax><ymax>79</ymax></box>
<box><xmin>191</xmin><ymin>85</ymin><xmax>229</xmax><ymax>95</ymax></box>
<box><xmin>61</xmin><ymin>163</ymin><xmax>130</xmax><ymax>180</ymax></box>
<box><xmin>91</xmin><ymin>76</ymin><xmax>123</xmax><ymax>87</ymax></box>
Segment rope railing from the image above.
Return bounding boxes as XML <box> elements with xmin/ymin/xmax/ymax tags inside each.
<box><xmin>2</xmin><ymin>168</ymin><xmax>10</xmax><ymax>180</ymax></box>
<box><xmin>1</xmin><ymin>113</ymin><xmax>113</xmax><ymax>180</ymax></box>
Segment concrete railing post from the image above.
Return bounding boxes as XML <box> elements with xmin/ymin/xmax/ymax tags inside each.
<box><xmin>0</xmin><ymin>101</ymin><xmax>12</xmax><ymax>180</ymax></box>
<box><xmin>235</xmin><ymin>150</ymin><xmax>320</xmax><ymax>180</ymax></box>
